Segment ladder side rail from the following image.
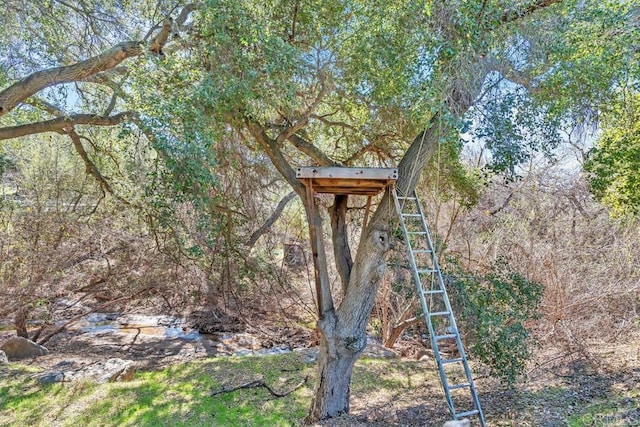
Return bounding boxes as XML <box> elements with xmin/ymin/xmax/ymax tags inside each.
<box><xmin>392</xmin><ymin>188</ymin><xmax>434</xmax><ymax>330</ymax></box>
<box><xmin>413</xmin><ymin>191</ymin><xmax>487</xmax><ymax>426</ymax></box>
<box><xmin>393</xmin><ymin>189</ymin><xmax>457</xmax><ymax>416</ymax></box>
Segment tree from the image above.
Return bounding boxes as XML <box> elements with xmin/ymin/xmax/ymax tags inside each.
<box><xmin>585</xmin><ymin>95</ymin><xmax>640</xmax><ymax>217</ymax></box>
<box><xmin>193</xmin><ymin>0</ymin><xmax>595</xmax><ymax>421</ymax></box>
<box><xmin>2</xmin><ymin>0</ymin><xmax>638</xmax><ymax>423</ymax></box>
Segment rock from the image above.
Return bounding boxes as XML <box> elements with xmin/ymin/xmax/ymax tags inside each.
<box><xmin>1</xmin><ymin>337</ymin><xmax>49</xmax><ymax>360</ymax></box>
<box><xmin>294</xmin><ymin>347</ymin><xmax>318</xmax><ymax>364</ymax></box>
<box><xmin>0</xmin><ymin>350</ymin><xmax>8</xmax><ymax>364</ymax></box>
<box><xmin>37</xmin><ymin>358</ymin><xmax>136</xmax><ymax>384</ymax></box>
<box><xmin>443</xmin><ymin>419</ymin><xmax>470</xmax><ymax>427</ymax></box>
<box><xmin>363</xmin><ymin>342</ymin><xmax>398</xmax><ymax>359</ymax></box>
<box><xmin>38</xmin><ymin>372</ymin><xmax>67</xmax><ymax>385</ymax></box>
<box><xmin>90</xmin><ymin>358</ymin><xmax>136</xmax><ymax>383</ymax></box>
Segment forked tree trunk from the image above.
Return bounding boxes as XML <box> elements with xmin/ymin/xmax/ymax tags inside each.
<box><xmin>305</xmin><ymin>121</ymin><xmax>444</xmax><ymax>423</ymax></box>
<box><xmin>306</xmin><ymin>211</ymin><xmax>393</xmax><ymax>422</ymax></box>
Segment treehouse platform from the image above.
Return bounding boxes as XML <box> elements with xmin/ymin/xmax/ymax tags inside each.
<box><xmin>296</xmin><ymin>166</ymin><xmax>398</xmax><ymax>196</ymax></box>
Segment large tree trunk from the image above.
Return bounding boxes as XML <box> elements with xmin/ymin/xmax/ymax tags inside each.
<box><xmin>306</xmin><ymin>311</ymin><xmax>359</xmax><ymax>421</ymax></box>
<box><xmin>306</xmin><ymin>204</ymin><xmax>394</xmax><ymax>421</ymax></box>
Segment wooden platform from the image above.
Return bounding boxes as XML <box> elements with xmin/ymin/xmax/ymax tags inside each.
<box><xmin>296</xmin><ymin>166</ymin><xmax>398</xmax><ymax>196</ymax></box>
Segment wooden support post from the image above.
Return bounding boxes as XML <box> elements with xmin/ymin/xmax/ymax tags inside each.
<box><xmin>304</xmin><ymin>179</ymin><xmax>325</xmax><ymax>319</ymax></box>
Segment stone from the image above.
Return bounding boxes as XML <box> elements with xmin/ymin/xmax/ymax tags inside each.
<box><xmin>443</xmin><ymin>419</ymin><xmax>470</xmax><ymax>427</ymax></box>
<box><xmin>89</xmin><ymin>358</ymin><xmax>136</xmax><ymax>383</ymax></box>
<box><xmin>1</xmin><ymin>337</ymin><xmax>49</xmax><ymax>360</ymax></box>
<box><xmin>37</xmin><ymin>372</ymin><xmax>67</xmax><ymax>385</ymax></box>
<box><xmin>0</xmin><ymin>350</ymin><xmax>8</xmax><ymax>364</ymax></box>
<box><xmin>362</xmin><ymin>342</ymin><xmax>398</xmax><ymax>359</ymax></box>
<box><xmin>36</xmin><ymin>358</ymin><xmax>137</xmax><ymax>384</ymax></box>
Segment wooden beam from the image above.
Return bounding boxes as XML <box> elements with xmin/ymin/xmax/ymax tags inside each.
<box><xmin>296</xmin><ymin>166</ymin><xmax>398</xmax><ymax>181</ymax></box>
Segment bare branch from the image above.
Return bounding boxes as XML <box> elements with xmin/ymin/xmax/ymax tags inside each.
<box><xmin>276</xmin><ymin>117</ymin><xmax>309</xmax><ymax>144</ymax></box>
<box><xmin>309</xmin><ymin>114</ymin><xmax>359</xmax><ymax>134</ymax></box>
<box><xmin>0</xmin><ymin>42</ymin><xmax>142</xmax><ymax>118</ymax></box>
<box><xmin>287</xmin><ymin>134</ymin><xmax>339</xmax><ymax>167</ymax></box>
<box><xmin>246</xmin><ymin>121</ymin><xmax>305</xmax><ymax>196</ymax></box>
<box><xmin>246</xmin><ymin>191</ymin><xmax>297</xmax><ymax>248</ymax></box>
<box><xmin>0</xmin><ymin>112</ymin><xmax>135</xmax><ymax>140</ymax></box>
<box><xmin>175</xmin><ymin>3</ymin><xmax>202</xmax><ymax>29</ymax></box>
<box><xmin>0</xmin><ymin>1</ymin><xmax>197</xmax><ymax>119</ymax></box>
<box><xmin>149</xmin><ymin>18</ymin><xmax>173</xmax><ymax>56</ymax></box>
<box><xmin>67</xmin><ymin>128</ymin><xmax>114</xmax><ymax>195</ymax></box>
<box><xmin>501</xmin><ymin>0</ymin><xmax>564</xmax><ymax>23</ymax></box>
<box><xmin>24</xmin><ymin>97</ymin><xmax>67</xmax><ymax>117</ymax></box>
<box><xmin>211</xmin><ymin>375</ymin><xmax>309</xmax><ymax>398</ymax></box>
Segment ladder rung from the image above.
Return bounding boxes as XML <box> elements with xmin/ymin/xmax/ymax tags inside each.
<box><xmin>449</xmin><ymin>382</ymin><xmax>471</xmax><ymax>390</ymax></box>
<box><xmin>412</xmin><ymin>249</ymin><xmax>432</xmax><ymax>253</ymax></box>
<box><xmin>430</xmin><ymin>311</ymin><xmax>451</xmax><ymax>317</ymax></box>
<box><xmin>442</xmin><ymin>358</ymin><xmax>464</xmax><ymax>364</ymax></box>
<box><xmin>406</xmin><ymin>231</ymin><xmax>427</xmax><ymax>235</ymax></box>
<box><xmin>397</xmin><ymin>196</ymin><xmax>417</xmax><ymax>200</ymax></box>
<box><xmin>402</xmin><ymin>213</ymin><xmax>422</xmax><ymax>217</ymax></box>
<box><xmin>424</xmin><ymin>289</ymin><xmax>444</xmax><ymax>295</ymax></box>
<box><xmin>435</xmin><ymin>334</ymin><xmax>457</xmax><ymax>340</ymax></box>
<box><xmin>417</xmin><ymin>269</ymin><xmax>436</xmax><ymax>274</ymax></box>
<box><xmin>456</xmin><ymin>409</ymin><xmax>480</xmax><ymax>418</ymax></box>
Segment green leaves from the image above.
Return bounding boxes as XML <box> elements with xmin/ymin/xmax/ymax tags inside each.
<box><xmin>585</xmin><ymin>95</ymin><xmax>640</xmax><ymax>218</ymax></box>
<box><xmin>198</xmin><ymin>0</ymin><xmax>302</xmax><ymax>122</ymax></box>
<box><xmin>448</xmin><ymin>257</ymin><xmax>544</xmax><ymax>385</ymax></box>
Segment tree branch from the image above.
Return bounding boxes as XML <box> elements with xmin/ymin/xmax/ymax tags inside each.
<box><xmin>211</xmin><ymin>375</ymin><xmax>309</xmax><ymax>398</ymax></box>
<box><xmin>67</xmin><ymin>128</ymin><xmax>114</xmax><ymax>195</ymax></box>
<box><xmin>149</xmin><ymin>18</ymin><xmax>173</xmax><ymax>56</ymax></box>
<box><xmin>24</xmin><ymin>97</ymin><xmax>67</xmax><ymax>117</ymax></box>
<box><xmin>246</xmin><ymin>191</ymin><xmax>297</xmax><ymax>248</ymax></box>
<box><xmin>0</xmin><ymin>42</ymin><xmax>143</xmax><ymax>118</ymax></box>
<box><xmin>0</xmin><ymin>112</ymin><xmax>135</xmax><ymax>140</ymax></box>
<box><xmin>501</xmin><ymin>0</ymin><xmax>564</xmax><ymax>23</ymax></box>
<box><xmin>0</xmin><ymin>1</ymin><xmax>198</xmax><ymax>119</ymax></box>
<box><xmin>330</xmin><ymin>195</ymin><xmax>353</xmax><ymax>295</ymax></box>
<box><xmin>246</xmin><ymin>122</ymin><xmax>306</xmax><ymax>196</ymax></box>
<box><xmin>287</xmin><ymin>134</ymin><xmax>339</xmax><ymax>167</ymax></box>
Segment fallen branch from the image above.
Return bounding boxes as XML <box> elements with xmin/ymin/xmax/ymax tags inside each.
<box><xmin>210</xmin><ymin>375</ymin><xmax>309</xmax><ymax>398</ymax></box>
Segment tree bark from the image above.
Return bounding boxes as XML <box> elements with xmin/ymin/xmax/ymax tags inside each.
<box><xmin>14</xmin><ymin>307</ymin><xmax>29</xmax><ymax>339</ymax></box>
<box><xmin>0</xmin><ymin>112</ymin><xmax>134</xmax><ymax>141</ymax></box>
<box><xmin>306</xmin><ymin>311</ymin><xmax>359</xmax><ymax>422</ymax></box>
<box><xmin>330</xmin><ymin>195</ymin><xmax>353</xmax><ymax>295</ymax></box>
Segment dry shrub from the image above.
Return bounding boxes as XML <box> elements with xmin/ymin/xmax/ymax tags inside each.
<box><xmin>446</xmin><ymin>172</ymin><xmax>639</xmax><ymax>351</ymax></box>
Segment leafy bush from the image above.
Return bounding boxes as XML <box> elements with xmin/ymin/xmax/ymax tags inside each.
<box><xmin>446</xmin><ymin>257</ymin><xmax>544</xmax><ymax>385</ymax></box>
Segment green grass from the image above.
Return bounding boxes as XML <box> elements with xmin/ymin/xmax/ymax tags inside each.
<box><xmin>0</xmin><ymin>354</ymin><xmax>312</xmax><ymax>427</ymax></box>
<box><xmin>0</xmin><ymin>355</ymin><xmax>430</xmax><ymax>426</ymax></box>
<box><xmin>567</xmin><ymin>393</ymin><xmax>640</xmax><ymax>427</ymax></box>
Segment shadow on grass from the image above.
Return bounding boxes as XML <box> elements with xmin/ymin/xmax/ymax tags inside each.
<box><xmin>343</xmin><ymin>358</ymin><xmax>639</xmax><ymax>427</ymax></box>
<box><xmin>479</xmin><ymin>360</ymin><xmax>640</xmax><ymax>427</ymax></box>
